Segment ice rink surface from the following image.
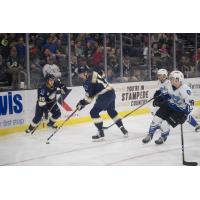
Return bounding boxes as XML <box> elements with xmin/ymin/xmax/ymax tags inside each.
<box><xmin>0</xmin><ymin>114</ymin><xmax>199</xmax><ymax>166</ymax></box>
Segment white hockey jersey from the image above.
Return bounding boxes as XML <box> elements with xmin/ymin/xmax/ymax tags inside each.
<box><xmin>151</xmin><ymin>79</ymin><xmax>172</xmax><ymax>115</ymax></box>
<box><xmin>167</xmin><ymin>83</ymin><xmax>194</xmax><ymax>114</ymax></box>
<box><xmin>158</xmin><ymin>79</ymin><xmax>172</xmax><ymax>95</ymax></box>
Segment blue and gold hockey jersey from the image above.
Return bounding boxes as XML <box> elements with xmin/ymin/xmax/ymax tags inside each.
<box><xmin>37</xmin><ymin>80</ymin><xmax>65</xmax><ymax>107</ymax></box>
<box><xmin>83</xmin><ymin>71</ymin><xmax>113</xmax><ymax>103</ymax></box>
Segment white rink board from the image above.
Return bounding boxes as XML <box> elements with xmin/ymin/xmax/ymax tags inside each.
<box><xmin>0</xmin><ymin>78</ymin><xmax>200</xmax><ymax>130</ymax></box>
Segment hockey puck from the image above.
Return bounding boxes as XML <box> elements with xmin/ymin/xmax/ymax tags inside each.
<box><xmin>46</xmin><ymin>141</ymin><xmax>50</xmax><ymax>144</ymax></box>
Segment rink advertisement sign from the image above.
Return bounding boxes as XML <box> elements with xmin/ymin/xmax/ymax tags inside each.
<box><xmin>185</xmin><ymin>78</ymin><xmax>200</xmax><ymax>100</ymax></box>
<box><xmin>112</xmin><ymin>81</ymin><xmax>157</xmax><ymax>111</ymax></box>
<box><xmin>121</xmin><ymin>85</ymin><xmax>149</xmax><ymax>107</ymax></box>
<box><xmin>0</xmin><ymin>77</ymin><xmax>200</xmax><ymax>134</ymax></box>
<box><xmin>0</xmin><ymin>90</ymin><xmax>36</xmax><ymax>130</ymax></box>
<box><xmin>0</xmin><ymin>91</ymin><xmax>26</xmax><ymax>129</ymax></box>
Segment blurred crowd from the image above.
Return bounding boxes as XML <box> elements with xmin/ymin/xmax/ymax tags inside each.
<box><xmin>0</xmin><ymin>33</ymin><xmax>200</xmax><ymax>91</ymax></box>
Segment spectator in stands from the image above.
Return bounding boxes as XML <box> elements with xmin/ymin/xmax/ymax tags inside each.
<box><xmin>70</xmin><ymin>39</ymin><xmax>76</xmax><ymax>55</ymax></box>
<box><xmin>43</xmin><ymin>48</ymin><xmax>56</xmax><ymax>63</ymax></box>
<box><xmin>6</xmin><ymin>46</ymin><xmax>23</xmax><ymax>89</ymax></box>
<box><xmin>84</xmin><ymin>40</ymin><xmax>94</xmax><ymax>58</ymax></box>
<box><xmin>193</xmin><ymin>48</ymin><xmax>200</xmax><ymax>64</ymax></box>
<box><xmin>42</xmin><ymin>56</ymin><xmax>61</xmax><ymax>78</ymax></box>
<box><xmin>15</xmin><ymin>36</ymin><xmax>26</xmax><ymax>65</ymax></box>
<box><xmin>43</xmin><ymin>35</ymin><xmax>58</xmax><ymax>54</ymax></box>
<box><xmin>75</xmin><ymin>41</ymin><xmax>84</xmax><ymax>58</ymax></box>
<box><xmin>159</xmin><ymin>43</ymin><xmax>169</xmax><ymax>58</ymax></box>
<box><xmin>92</xmin><ymin>46</ymin><xmax>103</xmax><ymax>66</ymax></box>
<box><xmin>0</xmin><ymin>51</ymin><xmax>7</xmax><ymax>85</ymax></box>
<box><xmin>143</xmin><ymin>43</ymin><xmax>148</xmax><ymax>65</ymax></box>
<box><xmin>122</xmin><ymin>56</ymin><xmax>134</xmax><ymax>81</ymax></box>
<box><xmin>106</xmin><ymin>67</ymin><xmax>115</xmax><ymax>83</ymax></box>
<box><xmin>131</xmin><ymin>69</ymin><xmax>142</xmax><ymax>81</ymax></box>
<box><xmin>71</xmin><ymin>55</ymin><xmax>78</xmax><ymax>78</ymax></box>
<box><xmin>158</xmin><ymin>33</ymin><xmax>168</xmax><ymax>45</ymax></box>
<box><xmin>42</xmin><ymin>35</ymin><xmax>64</xmax><ymax>58</ymax></box>
<box><xmin>151</xmin><ymin>43</ymin><xmax>161</xmax><ymax>68</ymax></box>
<box><xmin>108</xmin><ymin>56</ymin><xmax>120</xmax><ymax>77</ymax></box>
<box><xmin>0</xmin><ymin>34</ymin><xmax>10</xmax><ymax>59</ymax></box>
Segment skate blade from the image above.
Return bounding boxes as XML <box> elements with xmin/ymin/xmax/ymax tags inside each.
<box><xmin>123</xmin><ymin>134</ymin><xmax>128</xmax><ymax>138</ymax></box>
<box><xmin>92</xmin><ymin>137</ymin><xmax>105</xmax><ymax>142</ymax></box>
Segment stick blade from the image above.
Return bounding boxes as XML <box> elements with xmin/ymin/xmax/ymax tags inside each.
<box><xmin>183</xmin><ymin>161</ymin><xmax>198</xmax><ymax>166</ymax></box>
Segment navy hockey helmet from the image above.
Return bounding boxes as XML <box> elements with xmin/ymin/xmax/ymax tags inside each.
<box><xmin>45</xmin><ymin>73</ymin><xmax>55</xmax><ymax>82</ymax></box>
<box><xmin>78</xmin><ymin>65</ymin><xmax>91</xmax><ymax>74</ymax></box>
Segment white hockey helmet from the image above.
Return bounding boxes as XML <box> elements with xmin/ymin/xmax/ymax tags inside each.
<box><xmin>157</xmin><ymin>69</ymin><xmax>168</xmax><ymax>76</ymax></box>
<box><xmin>169</xmin><ymin>70</ymin><xmax>184</xmax><ymax>82</ymax></box>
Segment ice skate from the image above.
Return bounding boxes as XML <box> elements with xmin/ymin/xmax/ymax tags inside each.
<box><xmin>142</xmin><ymin>134</ymin><xmax>153</xmax><ymax>144</ymax></box>
<box><xmin>25</xmin><ymin>128</ymin><xmax>31</xmax><ymax>134</ymax></box>
<box><xmin>155</xmin><ymin>136</ymin><xmax>167</xmax><ymax>145</ymax></box>
<box><xmin>92</xmin><ymin>130</ymin><xmax>105</xmax><ymax>141</ymax></box>
<box><xmin>25</xmin><ymin>125</ymin><xmax>35</xmax><ymax>134</ymax></box>
<box><xmin>195</xmin><ymin>125</ymin><xmax>200</xmax><ymax>132</ymax></box>
<box><xmin>120</xmin><ymin>126</ymin><xmax>128</xmax><ymax>137</ymax></box>
<box><xmin>47</xmin><ymin>121</ymin><xmax>58</xmax><ymax>129</ymax></box>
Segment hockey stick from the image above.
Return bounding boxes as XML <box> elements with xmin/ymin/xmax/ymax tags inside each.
<box><xmin>46</xmin><ymin>108</ymin><xmax>79</xmax><ymax>144</ymax></box>
<box><xmin>180</xmin><ymin>124</ymin><xmax>198</xmax><ymax>166</ymax></box>
<box><xmin>103</xmin><ymin>97</ymin><xmax>154</xmax><ymax>130</ymax></box>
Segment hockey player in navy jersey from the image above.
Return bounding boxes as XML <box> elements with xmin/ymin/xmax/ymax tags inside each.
<box><xmin>143</xmin><ymin>70</ymin><xmax>196</xmax><ymax>145</ymax></box>
<box><xmin>25</xmin><ymin>74</ymin><xmax>69</xmax><ymax>133</ymax></box>
<box><xmin>76</xmin><ymin>65</ymin><xmax>128</xmax><ymax>141</ymax></box>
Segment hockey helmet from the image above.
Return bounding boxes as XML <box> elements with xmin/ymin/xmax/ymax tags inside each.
<box><xmin>157</xmin><ymin>69</ymin><xmax>168</xmax><ymax>76</ymax></box>
<box><xmin>45</xmin><ymin>73</ymin><xmax>55</xmax><ymax>82</ymax></box>
<box><xmin>169</xmin><ymin>70</ymin><xmax>184</xmax><ymax>82</ymax></box>
<box><xmin>78</xmin><ymin>65</ymin><xmax>91</xmax><ymax>74</ymax></box>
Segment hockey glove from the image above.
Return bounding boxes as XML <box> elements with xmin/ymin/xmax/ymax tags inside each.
<box><xmin>153</xmin><ymin>96</ymin><xmax>168</xmax><ymax>107</ymax></box>
<box><xmin>153</xmin><ymin>90</ymin><xmax>161</xmax><ymax>99</ymax></box>
<box><xmin>60</xmin><ymin>86</ymin><xmax>69</xmax><ymax>95</ymax></box>
<box><xmin>76</xmin><ymin>99</ymin><xmax>88</xmax><ymax>111</ymax></box>
<box><xmin>167</xmin><ymin>112</ymin><xmax>188</xmax><ymax>128</ymax></box>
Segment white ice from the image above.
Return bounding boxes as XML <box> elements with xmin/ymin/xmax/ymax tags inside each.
<box><xmin>0</xmin><ymin>114</ymin><xmax>199</xmax><ymax>166</ymax></box>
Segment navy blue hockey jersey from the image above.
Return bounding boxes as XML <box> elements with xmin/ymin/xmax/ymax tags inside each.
<box><xmin>37</xmin><ymin>80</ymin><xmax>64</xmax><ymax>106</ymax></box>
<box><xmin>83</xmin><ymin>71</ymin><xmax>113</xmax><ymax>102</ymax></box>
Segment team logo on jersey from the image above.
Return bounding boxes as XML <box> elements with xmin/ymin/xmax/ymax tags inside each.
<box><xmin>58</xmin><ymin>89</ymin><xmax>73</xmax><ymax>111</ymax></box>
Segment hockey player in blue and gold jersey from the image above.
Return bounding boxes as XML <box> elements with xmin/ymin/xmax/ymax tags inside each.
<box><xmin>76</xmin><ymin>65</ymin><xmax>128</xmax><ymax>141</ymax></box>
<box><xmin>25</xmin><ymin>74</ymin><xmax>69</xmax><ymax>133</ymax></box>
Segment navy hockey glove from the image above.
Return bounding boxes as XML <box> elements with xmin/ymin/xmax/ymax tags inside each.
<box><xmin>153</xmin><ymin>96</ymin><xmax>168</xmax><ymax>107</ymax></box>
<box><xmin>167</xmin><ymin>112</ymin><xmax>188</xmax><ymax>128</ymax></box>
<box><xmin>76</xmin><ymin>99</ymin><xmax>88</xmax><ymax>111</ymax></box>
<box><xmin>60</xmin><ymin>85</ymin><xmax>69</xmax><ymax>95</ymax></box>
<box><xmin>153</xmin><ymin>90</ymin><xmax>161</xmax><ymax>99</ymax></box>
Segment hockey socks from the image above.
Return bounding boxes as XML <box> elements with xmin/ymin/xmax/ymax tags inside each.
<box><xmin>188</xmin><ymin>115</ymin><xmax>198</xmax><ymax>127</ymax></box>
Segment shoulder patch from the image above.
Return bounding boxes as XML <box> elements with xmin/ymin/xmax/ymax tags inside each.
<box><xmin>84</xmin><ymin>84</ymin><xmax>88</xmax><ymax>91</ymax></box>
<box><xmin>40</xmin><ymin>89</ymin><xmax>45</xmax><ymax>95</ymax></box>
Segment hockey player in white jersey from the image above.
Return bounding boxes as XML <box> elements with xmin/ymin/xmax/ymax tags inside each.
<box><xmin>143</xmin><ymin>70</ymin><xmax>196</xmax><ymax>145</ymax></box>
<box><xmin>152</xmin><ymin>69</ymin><xmax>200</xmax><ymax>134</ymax></box>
